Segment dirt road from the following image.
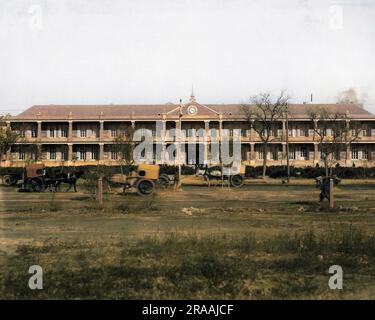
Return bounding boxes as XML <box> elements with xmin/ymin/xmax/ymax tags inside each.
<box><xmin>1</xmin><ymin>181</ymin><xmax>375</xmax><ymax>253</ymax></box>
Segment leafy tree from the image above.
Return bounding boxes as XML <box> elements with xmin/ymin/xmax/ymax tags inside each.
<box><xmin>0</xmin><ymin>115</ymin><xmax>20</xmax><ymax>165</ymax></box>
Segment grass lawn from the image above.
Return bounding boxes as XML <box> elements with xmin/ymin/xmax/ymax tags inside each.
<box><xmin>1</xmin><ymin>178</ymin><xmax>375</xmax><ymax>299</ymax></box>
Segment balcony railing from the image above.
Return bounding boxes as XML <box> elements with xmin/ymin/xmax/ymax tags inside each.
<box><xmin>18</xmin><ymin>128</ymin><xmax>375</xmax><ymax>144</ymax></box>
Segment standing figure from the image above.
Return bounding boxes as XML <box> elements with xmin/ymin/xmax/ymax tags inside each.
<box><xmin>316</xmin><ymin>176</ymin><xmax>330</xmax><ymax>202</ymax></box>
<box><xmin>174</xmin><ymin>170</ymin><xmax>181</xmax><ymax>191</ymax></box>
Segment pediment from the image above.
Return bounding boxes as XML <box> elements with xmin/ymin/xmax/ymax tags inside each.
<box><xmin>166</xmin><ymin>101</ymin><xmax>220</xmax><ymax>119</ymax></box>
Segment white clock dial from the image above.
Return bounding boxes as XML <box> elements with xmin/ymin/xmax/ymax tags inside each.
<box><xmin>188</xmin><ymin>106</ymin><xmax>197</xmax><ymax>115</ymax></box>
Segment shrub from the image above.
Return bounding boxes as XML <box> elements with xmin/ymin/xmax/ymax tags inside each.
<box><xmin>1</xmin><ymin>164</ymin><xmax>374</xmax><ymax>180</ymax></box>
<box><xmin>244</xmin><ymin>165</ymin><xmax>375</xmax><ymax>179</ymax></box>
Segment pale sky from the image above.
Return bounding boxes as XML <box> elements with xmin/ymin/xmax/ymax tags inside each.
<box><xmin>0</xmin><ymin>0</ymin><xmax>374</xmax><ymax>115</ymax></box>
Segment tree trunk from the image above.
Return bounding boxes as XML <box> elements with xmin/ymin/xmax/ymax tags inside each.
<box><xmin>324</xmin><ymin>157</ymin><xmax>329</xmax><ymax>177</ymax></box>
<box><xmin>262</xmin><ymin>142</ymin><xmax>268</xmax><ymax>178</ymax></box>
<box><xmin>120</xmin><ymin>159</ymin><xmax>124</xmax><ymax>175</ymax></box>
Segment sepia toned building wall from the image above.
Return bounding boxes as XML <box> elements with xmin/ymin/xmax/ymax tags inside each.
<box><xmin>4</xmin><ymin>97</ymin><xmax>375</xmax><ymax>168</ymax></box>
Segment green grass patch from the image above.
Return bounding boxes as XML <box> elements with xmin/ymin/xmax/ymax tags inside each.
<box><xmin>1</xmin><ymin>227</ymin><xmax>375</xmax><ymax>299</ymax></box>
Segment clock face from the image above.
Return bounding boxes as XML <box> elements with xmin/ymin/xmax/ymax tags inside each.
<box><xmin>187</xmin><ymin>106</ymin><xmax>198</xmax><ymax>115</ymax></box>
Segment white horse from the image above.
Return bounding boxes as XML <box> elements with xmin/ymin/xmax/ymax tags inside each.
<box><xmin>195</xmin><ymin>166</ymin><xmax>222</xmax><ymax>187</ymax></box>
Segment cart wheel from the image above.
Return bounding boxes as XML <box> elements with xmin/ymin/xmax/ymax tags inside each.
<box><xmin>25</xmin><ymin>179</ymin><xmax>33</xmax><ymax>192</ymax></box>
<box><xmin>230</xmin><ymin>175</ymin><xmax>244</xmax><ymax>188</ymax></box>
<box><xmin>136</xmin><ymin>179</ymin><xmax>155</xmax><ymax>196</ymax></box>
<box><xmin>3</xmin><ymin>175</ymin><xmax>17</xmax><ymax>186</ymax></box>
<box><xmin>26</xmin><ymin>178</ymin><xmax>44</xmax><ymax>192</ymax></box>
<box><xmin>157</xmin><ymin>174</ymin><xmax>170</xmax><ymax>189</ymax></box>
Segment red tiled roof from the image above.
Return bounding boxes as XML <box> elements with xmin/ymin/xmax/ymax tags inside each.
<box><xmin>12</xmin><ymin>103</ymin><xmax>374</xmax><ymax>121</ymax></box>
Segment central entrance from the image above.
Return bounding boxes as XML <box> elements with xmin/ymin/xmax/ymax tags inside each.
<box><xmin>185</xmin><ymin>143</ymin><xmax>206</xmax><ymax>165</ymax></box>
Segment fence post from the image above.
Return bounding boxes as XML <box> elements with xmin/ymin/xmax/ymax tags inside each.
<box><xmin>329</xmin><ymin>178</ymin><xmax>334</xmax><ymax>209</ymax></box>
<box><xmin>97</xmin><ymin>178</ymin><xmax>103</xmax><ymax>207</ymax></box>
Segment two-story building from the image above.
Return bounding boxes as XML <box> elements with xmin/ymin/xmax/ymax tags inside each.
<box><xmin>4</xmin><ymin>94</ymin><xmax>375</xmax><ymax>167</ymax></box>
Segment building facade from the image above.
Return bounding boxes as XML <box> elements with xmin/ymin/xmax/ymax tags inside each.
<box><xmin>4</xmin><ymin>95</ymin><xmax>375</xmax><ymax>167</ymax></box>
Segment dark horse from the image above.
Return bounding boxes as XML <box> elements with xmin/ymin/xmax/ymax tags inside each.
<box><xmin>55</xmin><ymin>171</ymin><xmax>84</xmax><ymax>192</ymax></box>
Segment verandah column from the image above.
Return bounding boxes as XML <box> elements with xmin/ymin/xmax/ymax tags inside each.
<box><xmin>282</xmin><ymin>120</ymin><xmax>286</xmax><ymax>140</ymax></box>
<box><xmin>250</xmin><ymin>143</ymin><xmax>255</xmax><ymax>163</ymax></box>
<box><xmin>346</xmin><ymin>144</ymin><xmax>351</xmax><ymax>165</ymax></box>
<box><xmin>282</xmin><ymin>142</ymin><xmax>287</xmax><ymax>165</ymax></box>
<box><xmin>314</xmin><ymin>143</ymin><xmax>319</xmax><ymax>163</ymax></box>
<box><xmin>161</xmin><ymin>143</ymin><xmax>167</xmax><ymax>164</ymax></box>
<box><xmin>37</xmin><ymin>121</ymin><xmax>42</xmax><ymax>141</ymax></box>
<box><xmin>204</xmin><ymin>120</ymin><xmax>210</xmax><ymax>164</ymax></box>
<box><xmin>99</xmin><ymin>143</ymin><xmax>104</xmax><ymax>162</ymax></box>
<box><xmin>174</xmin><ymin>120</ymin><xmax>181</xmax><ymax>166</ymax></box>
<box><xmin>99</xmin><ymin>121</ymin><xmax>104</xmax><ymax>141</ymax></box>
<box><xmin>219</xmin><ymin>118</ymin><xmax>224</xmax><ymax>167</ymax></box>
<box><xmin>5</xmin><ymin>121</ymin><xmax>11</xmax><ymax>162</ymax></box>
<box><xmin>162</xmin><ymin>120</ymin><xmax>167</xmax><ymax>140</ymax></box>
<box><xmin>68</xmin><ymin>121</ymin><xmax>73</xmax><ymax>141</ymax></box>
<box><xmin>345</xmin><ymin>119</ymin><xmax>351</xmax><ymax>165</ymax></box>
<box><xmin>68</xmin><ymin>143</ymin><xmax>73</xmax><ymax>162</ymax></box>
<box><xmin>370</xmin><ymin>145</ymin><xmax>375</xmax><ymax>162</ymax></box>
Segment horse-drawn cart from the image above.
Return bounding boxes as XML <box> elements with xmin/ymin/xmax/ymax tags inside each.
<box><xmin>110</xmin><ymin>164</ymin><xmax>168</xmax><ymax>196</ymax></box>
<box><xmin>19</xmin><ymin>164</ymin><xmax>48</xmax><ymax>192</ymax></box>
<box><xmin>2</xmin><ymin>172</ymin><xmax>23</xmax><ymax>186</ymax></box>
<box><xmin>16</xmin><ymin>164</ymin><xmax>83</xmax><ymax>192</ymax></box>
<box><xmin>196</xmin><ymin>164</ymin><xmax>245</xmax><ymax>188</ymax></box>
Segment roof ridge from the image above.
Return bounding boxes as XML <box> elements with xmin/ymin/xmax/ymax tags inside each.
<box><xmin>13</xmin><ymin>102</ymin><xmax>374</xmax><ymax>119</ymax></box>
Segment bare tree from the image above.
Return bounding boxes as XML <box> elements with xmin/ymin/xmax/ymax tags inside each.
<box><xmin>24</xmin><ymin>143</ymin><xmax>43</xmax><ymax>164</ymax></box>
<box><xmin>308</xmin><ymin>107</ymin><xmax>360</xmax><ymax>176</ymax></box>
<box><xmin>112</xmin><ymin>125</ymin><xmax>135</xmax><ymax>174</ymax></box>
<box><xmin>0</xmin><ymin>115</ymin><xmax>20</xmax><ymax>165</ymax></box>
<box><xmin>242</xmin><ymin>92</ymin><xmax>289</xmax><ymax>178</ymax></box>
